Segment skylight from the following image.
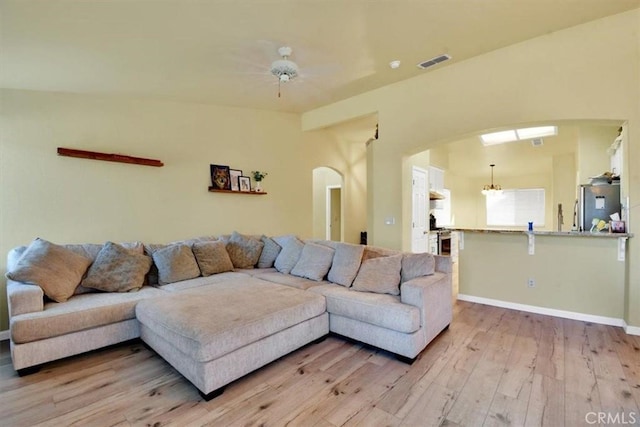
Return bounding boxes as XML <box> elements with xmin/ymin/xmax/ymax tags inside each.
<box><xmin>480</xmin><ymin>126</ymin><xmax>557</xmax><ymax>146</ymax></box>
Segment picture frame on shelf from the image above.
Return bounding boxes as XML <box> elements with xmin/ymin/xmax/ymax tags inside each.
<box><xmin>610</xmin><ymin>220</ymin><xmax>626</xmax><ymax>233</ymax></box>
<box><xmin>239</xmin><ymin>176</ymin><xmax>251</xmax><ymax>192</ymax></box>
<box><xmin>210</xmin><ymin>164</ymin><xmax>231</xmax><ymax>191</ymax></box>
<box><xmin>229</xmin><ymin>169</ymin><xmax>243</xmax><ymax>192</ymax></box>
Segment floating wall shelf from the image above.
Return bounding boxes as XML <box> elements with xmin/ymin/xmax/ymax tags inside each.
<box><xmin>208</xmin><ymin>187</ymin><xmax>267</xmax><ymax>195</ymax></box>
<box><xmin>57</xmin><ymin>147</ymin><xmax>164</xmax><ymax>167</ymax></box>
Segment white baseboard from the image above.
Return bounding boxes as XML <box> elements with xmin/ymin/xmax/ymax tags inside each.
<box><xmin>0</xmin><ymin>329</ymin><xmax>9</xmax><ymax>341</ymax></box>
<box><xmin>624</xmin><ymin>323</ymin><xmax>640</xmax><ymax>336</ymax></box>
<box><xmin>457</xmin><ymin>294</ymin><xmax>633</xmax><ymax>331</ymax></box>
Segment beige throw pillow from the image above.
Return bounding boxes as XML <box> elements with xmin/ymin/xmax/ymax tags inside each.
<box><xmin>192</xmin><ymin>240</ymin><xmax>234</xmax><ymax>276</ymax></box>
<box><xmin>225</xmin><ymin>231</ymin><xmax>264</xmax><ymax>268</ymax></box>
<box><xmin>327</xmin><ymin>242</ymin><xmax>365</xmax><ymax>287</ymax></box>
<box><xmin>401</xmin><ymin>252</ymin><xmax>435</xmax><ymax>283</ymax></box>
<box><xmin>351</xmin><ymin>254</ymin><xmax>403</xmax><ymax>296</ymax></box>
<box><xmin>6</xmin><ymin>238</ymin><xmax>92</xmax><ymax>303</ymax></box>
<box><xmin>152</xmin><ymin>244</ymin><xmax>201</xmax><ymax>285</ymax></box>
<box><xmin>81</xmin><ymin>242</ymin><xmax>152</xmax><ymax>292</ymax></box>
<box><xmin>290</xmin><ymin>243</ymin><xmax>335</xmax><ymax>281</ymax></box>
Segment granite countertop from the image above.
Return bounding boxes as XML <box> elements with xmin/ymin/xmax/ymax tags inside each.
<box><xmin>445</xmin><ymin>228</ymin><xmax>633</xmax><ymax>238</ymax></box>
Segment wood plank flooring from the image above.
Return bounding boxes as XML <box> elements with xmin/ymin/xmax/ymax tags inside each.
<box><xmin>1</xmin><ymin>300</ymin><xmax>639</xmax><ymax>426</ymax></box>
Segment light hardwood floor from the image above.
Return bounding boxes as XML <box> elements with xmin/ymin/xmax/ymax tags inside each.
<box><xmin>1</xmin><ymin>301</ymin><xmax>639</xmax><ymax>426</ymax></box>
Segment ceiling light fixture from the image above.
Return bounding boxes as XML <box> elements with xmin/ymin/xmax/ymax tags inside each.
<box><xmin>389</xmin><ymin>60</ymin><xmax>401</xmax><ymax>69</ymax></box>
<box><xmin>270</xmin><ymin>46</ymin><xmax>299</xmax><ymax>98</ymax></box>
<box><xmin>481</xmin><ymin>164</ymin><xmax>503</xmax><ymax>196</ymax></box>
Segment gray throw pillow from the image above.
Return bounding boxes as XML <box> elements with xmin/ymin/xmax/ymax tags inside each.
<box><xmin>257</xmin><ymin>236</ymin><xmax>282</xmax><ymax>268</ymax></box>
<box><xmin>152</xmin><ymin>244</ymin><xmax>201</xmax><ymax>285</ymax></box>
<box><xmin>274</xmin><ymin>236</ymin><xmax>305</xmax><ymax>274</ymax></box>
<box><xmin>351</xmin><ymin>254</ymin><xmax>403</xmax><ymax>296</ymax></box>
<box><xmin>192</xmin><ymin>240</ymin><xmax>234</xmax><ymax>276</ymax></box>
<box><xmin>225</xmin><ymin>231</ymin><xmax>264</xmax><ymax>269</ymax></box>
<box><xmin>327</xmin><ymin>242</ymin><xmax>365</xmax><ymax>287</ymax></box>
<box><xmin>6</xmin><ymin>238</ymin><xmax>92</xmax><ymax>303</ymax></box>
<box><xmin>81</xmin><ymin>242</ymin><xmax>152</xmax><ymax>292</ymax></box>
<box><xmin>401</xmin><ymin>252</ymin><xmax>435</xmax><ymax>283</ymax></box>
<box><xmin>291</xmin><ymin>243</ymin><xmax>335</xmax><ymax>281</ymax></box>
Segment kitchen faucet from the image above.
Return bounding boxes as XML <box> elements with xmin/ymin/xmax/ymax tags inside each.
<box><xmin>557</xmin><ymin>203</ymin><xmax>563</xmax><ymax>232</ymax></box>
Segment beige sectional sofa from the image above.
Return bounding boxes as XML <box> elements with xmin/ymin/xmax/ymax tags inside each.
<box><xmin>5</xmin><ymin>232</ymin><xmax>452</xmax><ymax>399</ymax></box>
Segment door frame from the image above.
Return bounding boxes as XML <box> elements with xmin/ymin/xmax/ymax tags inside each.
<box><xmin>326</xmin><ymin>185</ymin><xmax>342</xmax><ymax>240</ymax></box>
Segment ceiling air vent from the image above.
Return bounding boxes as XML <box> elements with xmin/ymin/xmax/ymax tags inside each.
<box><xmin>531</xmin><ymin>138</ymin><xmax>544</xmax><ymax>147</ymax></box>
<box><xmin>417</xmin><ymin>54</ymin><xmax>451</xmax><ymax>70</ymax></box>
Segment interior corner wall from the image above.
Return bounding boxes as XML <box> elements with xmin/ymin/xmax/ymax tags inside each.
<box><xmin>0</xmin><ymin>89</ymin><xmax>350</xmax><ymax>330</ymax></box>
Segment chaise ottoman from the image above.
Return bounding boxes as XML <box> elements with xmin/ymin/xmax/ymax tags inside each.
<box><xmin>135</xmin><ymin>277</ymin><xmax>329</xmax><ymax>399</ymax></box>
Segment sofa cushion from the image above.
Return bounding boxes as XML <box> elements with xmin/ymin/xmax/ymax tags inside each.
<box><xmin>81</xmin><ymin>242</ymin><xmax>152</xmax><ymax>293</ymax></box>
<box><xmin>255</xmin><ymin>271</ymin><xmax>329</xmax><ymax>290</ymax></box>
<box><xmin>401</xmin><ymin>252</ymin><xmax>435</xmax><ymax>283</ymax></box>
<box><xmin>309</xmin><ymin>284</ymin><xmax>420</xmax><ymax>333</ymax></box>
<box><xmin>351</xmin><ymin>254</ymin><xmax>402</xmax><ymax>296</ymax></box>
<box><xmin>152</xmin><ymin>244</ymin><xmax>201</xmax><ymax>285</ymax></box>
<box><xmin>273</xmin><ymin>235</ymin><xmax>304</xmax><ymax>274</ymax></box>
<box><xmin>327</xmin><ymin>242</ymin><xmax>364</xmax><ymax>287</ymax></box>
<box><xmin>10</xmin><ymin>286</ymin><xmax>165</xmax><ymax>344</ymax></box>
<box><xmin>226</xmin><ymin>231</ymin><xmax>264</xmax><ymax>269</ymax></box>
<box><xmin>192</xmin><ymin>240</ymin><xmax>234</xmax><ymax>276</ymax></box>
<box><xmin>6</xmin><ymin>238</ymin><xmax>92</xmax><ymax>303</ymax></box>
<box><xmin>136</xmin><ymin>277</ymin><xmax>327</xmax><ymax>362</ymax></box>
<box><xmin>256</xmin><ymin>236</ymin><xmax>281</xmax><ymax>268</ymax></box>
<box><xmin>290</xmin><ymin>243</ymin><xmax>335</xmax><ymax>282</ymax></box>
<box><xmin>155</xmin><ymin>271</ymin><xmax>250</xmax><ymax>292</ymax></box>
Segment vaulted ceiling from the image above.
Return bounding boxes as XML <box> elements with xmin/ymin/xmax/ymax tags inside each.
<box><xmin>2</xmin><ymin>0</ymin><xmax>639</xmax><ymax>113</ymax></box>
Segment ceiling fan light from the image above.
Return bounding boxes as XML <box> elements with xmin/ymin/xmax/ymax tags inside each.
<box><xmin>271</xmin><ymin>58</ymin><xmax>299</xmax><ymax>82</ymax></box>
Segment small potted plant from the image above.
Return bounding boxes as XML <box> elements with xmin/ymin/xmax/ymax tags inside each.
<box><xmin>251</xmin><ymin>171</ymin><xmax>268</xmax><ymax>192</ymax></box>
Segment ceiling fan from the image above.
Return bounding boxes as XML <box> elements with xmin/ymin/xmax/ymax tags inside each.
<box><xmin>270</xmin><ymin>46</ymin><xmax>299</xmax><ymax>97</ymax></box>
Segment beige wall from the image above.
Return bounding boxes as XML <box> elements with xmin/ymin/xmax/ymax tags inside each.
<box><xmin>458</xmin><ymin>232</ymin><xmax>625</xmax><ymax>319</ymax></box>
<box><xmin>0</xmin><ymin>89</ymin><xmax>359</xmax><ymax>329</ymax></box>
<box><xmin>303</xmin><ymin>10</ymin><xmax>640</xmax><ymax>328</ymax></box>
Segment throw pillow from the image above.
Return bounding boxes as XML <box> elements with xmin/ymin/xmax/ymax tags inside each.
<box><xmin>290</xmin><ymin>243</ymin><xmax>335</xmax><ymax>281</ymax></box>
<box><xmin>327</xmin><ymin>242</ymin><xmax>365</xmax><ymax>287</ymax></box>
<box><xmin>81</xmin><ymin>242</ymin><xmax>152</xmax><ymax>292</ymax></box>
<box><xmin>225</xmin><ymin>231</ymin><xmax>264</xmax><ymax>269</ymax></box>
<box><xmin>401</xmin><ymin>252</ymin><xmax>435</xmax><ymax>283</ymax></box>
<box><xmin>274</xmin><ymin>236</ymin><xmax>305</xmax><ymax>274</ymax></box>
<box><xmin>152</xmin><ymin>244</ymin><xmax>201</xmax><ymax>285</ymax></box>
<box><xmin>256</xmin><ymin>236</ymin><xmax>282</xmax><ymax>268</ymax></box>
<box><xmin>351</xmin><ymin>254</ymin><xmax>403</xmax><ymax>296</ymax></box>
<box><xmin>6</xmin><ymin>238</ymin><xmax>92</xmax><ymax>303</ymax></box>
<box><xmin>192</xmin><ymin>240</ymin><xmax>234</xmax><ymax>276</ymax></box>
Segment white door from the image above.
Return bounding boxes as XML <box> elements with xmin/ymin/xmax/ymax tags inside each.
<box><xmin>411</xmin><ymin>167</ymin><xmax>428</xmax><ymax>253</ymax></box>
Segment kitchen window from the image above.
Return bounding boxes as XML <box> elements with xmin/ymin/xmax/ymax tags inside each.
<box><xmin>486</xmin><ymin>188</ymin><xmax>545</xmax><ymax>227</ymax></box>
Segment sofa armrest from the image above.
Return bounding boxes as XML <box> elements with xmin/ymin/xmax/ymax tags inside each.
<box><xmin>400</xmin><ymin>271</ymin><xmax>452</xmax><ymax>344</ymax></box>
<box><xmin>7</xmin><ymin>280</ymin><xmax>44</xmax><ymax>317</ymax></box>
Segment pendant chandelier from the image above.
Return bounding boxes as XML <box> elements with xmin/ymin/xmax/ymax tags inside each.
<box><xmin>481</xmin><ymin>164</ymin><xmax>503</xmax><ymax>195</ymax></box>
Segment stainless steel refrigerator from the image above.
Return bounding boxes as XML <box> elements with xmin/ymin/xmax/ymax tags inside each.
<box><xmin>579</xmin><ymin>184</ymin><xmax>621</xmax><ymax>232</ymax></box>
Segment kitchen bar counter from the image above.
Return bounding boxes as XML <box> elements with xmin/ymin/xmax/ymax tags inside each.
<box><xmin>446</xmin><ymin>227</ymin><xmax>632</xmax><ymax>238</ymax></box>
<box><xmin>454</xmin><ymin>228</ymin><xmax>629</xmax><ymax>329</ymax></box>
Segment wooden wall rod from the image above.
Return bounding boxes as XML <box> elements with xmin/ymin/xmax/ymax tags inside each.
<box><xmin>57</xmin><ymin>147</ymin><xmax>164</xmax><ymax>167</ymax></box>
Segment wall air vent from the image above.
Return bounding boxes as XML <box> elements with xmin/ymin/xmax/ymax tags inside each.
<box><xmin>417</xmin><ymin>54</ymin><xmax>451</xmax><ymax>69</ymax></box>
<box><xmin>531</xmin><ymin>138</ymin><xmax>544</xmax><ymax>147</ymax></box>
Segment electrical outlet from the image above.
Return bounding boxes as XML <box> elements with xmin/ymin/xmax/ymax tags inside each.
<box><xmin>527</xmin><ymin>278</ymin><xmax>535</xmax><ymax>288</ymax></box>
